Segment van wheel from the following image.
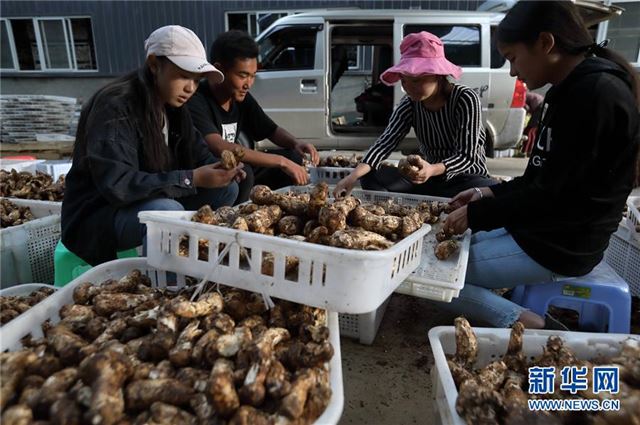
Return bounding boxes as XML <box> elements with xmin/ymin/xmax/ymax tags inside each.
<box><xmin>484</xmin><ymin>130</ymin><xmax>495</xmax><ymax>158</ymax></box>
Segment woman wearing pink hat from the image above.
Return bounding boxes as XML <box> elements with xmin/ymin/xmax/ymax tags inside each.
<box><xmin>62</xmin><ymin>25</ymin><xmax>245</xmax><ymax>267</ymax></box>
<box><xmin>334</xmin><ymin>31</ymin><xmax>496</xmax><ymax>199</ymax></box>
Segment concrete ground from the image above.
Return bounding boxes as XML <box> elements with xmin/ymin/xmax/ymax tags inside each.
<box><xmin>339</xmin><ymin>295</ymin><xmax>458</xmax><ymax>425</ymax></box>
<box><xmin>334</xmin><ymin>155</ymin><xmax>528</xmax><ymax>425</ymax></box>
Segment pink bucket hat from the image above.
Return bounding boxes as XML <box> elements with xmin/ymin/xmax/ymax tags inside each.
<box><xmin>380</xmin><ymin>32</ymin><xmax>462</xmax><ymax>86</ymax></box>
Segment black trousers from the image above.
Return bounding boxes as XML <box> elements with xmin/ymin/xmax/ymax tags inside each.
<box><xmin>235</xmin><ymin>148</ymin><xmax>303</xmax><ymax>204</ymax></box>
<box><xmin>361</xmin><ymin>166</ymin><xmax>498</xmax><ymax>198</ymax></box>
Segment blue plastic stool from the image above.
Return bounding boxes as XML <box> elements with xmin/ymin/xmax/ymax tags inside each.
<box><xmin>511</xmin><ymin>260</ymin><xmax>631</xmax><ymax>333</ymax></box>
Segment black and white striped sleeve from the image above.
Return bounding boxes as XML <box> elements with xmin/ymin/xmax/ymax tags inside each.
<box><xmin>442</xmin><ymin>89</ymin><xmax>483</xmax><ymax>179</ymax></box>
<box><xmin>362</xmin><ymin>96</ymin><xmax>413</xmax><ymax>170</ymax></box>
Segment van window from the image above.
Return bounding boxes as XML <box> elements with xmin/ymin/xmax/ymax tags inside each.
<box><xmin>404</xmin><ymin>24</ymin><xmax>481</xmax><ymax>67</ymax></box>
<box><xmin>490</xmin><ymin>25</ymin><xmax>507</xmax><ymax>69</ymax></box>
<box><xmin>258</xmin><ymin>25</ymin><xmax>318</xmax><ymax>71</ymax></box>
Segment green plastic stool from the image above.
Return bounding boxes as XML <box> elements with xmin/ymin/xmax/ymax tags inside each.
<box><xmin>54</xmin><ymin>241</ymin><xmax>138</xmax><ymax>287</ymax></box>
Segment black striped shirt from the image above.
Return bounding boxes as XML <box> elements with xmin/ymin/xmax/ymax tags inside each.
<box><xmin>362</xmin><ymin>84</ymin><xmax>489</xmax><ymax>180</ymax></box>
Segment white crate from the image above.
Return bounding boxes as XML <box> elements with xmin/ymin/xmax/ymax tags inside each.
<box><xmin>308</xmin><ymin>160</ymin><xmax>399</xmax><ymax>185</ymax></box>
<box><xmin>0</xmin><ymin>283</ymin><xmax>57</xmax><ymax>296</ymax></box>
<box><xmin>0</xmin><ymin>284</ymin><xmax>57</xmax><ymax>326</ymax></box>
<box><xmin>281</xmin><ymin>186</ymin><xmax>471</xmax><ymax>303</ymax></box>
<box><xmin>0</xmin><ymin>159</ymin><xmax>45</xmax><ymax>173</ymax></box>
<box><xmin>396</xmin><ymin>210</ymin><xmax>470</xmax><ymax>303</ymax></box>
<box><xmin>625</xmin><ymin>196</ymin><xmax>640</xmax><ymax>242</ymax></box>
<box><xmin>35</xmin><ymin>133</ymin><xmax>75</xmax><ymax>143</ymax></box>
<box><xmin>139</xmin><ymin>209</ymin><xmax>430</xmax><ymax>314</ymax></box>
<box><xmin>339</xmin><ymin>296</ymin><xmax>391</xmax><ymax>345</ymax></box>
<box><xmin>604</xmin><ymin>224</ymin><xmax>640</xmax><ymax>297</ymax></box>
<box><xmin>3</xmin><ymin>197</ymin><xmax>62</xmax><ymax>215</ymax></box>
<box><xmin>36</xmin><ymin>159</ymin><xmax>72</xmax><ymax>180</ymax></box>
<box><xmin>309</xmin><ymin>166</ymin><xmax>354</xmax><ymax>185</ymax></box>
<box><xmin>428</xmin><ymin>326</ymin><xmax>640</xmax><ymax>425</ymax></box>
<box><xmin>1</xmin><ymin>198</ymin><xmax>61</xmax><ymax>288</ymax></box>
<box><xmin>0</xmin><ymin>258</ymin><xmax>344</xmax><ymax>425</ymax></box>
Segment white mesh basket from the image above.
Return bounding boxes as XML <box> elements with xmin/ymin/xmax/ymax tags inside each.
<box><xmin>429</xmin><ymin>326</ymin><xmax>639</xmax><ymax>425</ymax></box>
<box><xmin>309</xmin><ymin>166</ymin><xmax>354</xmax><ymax>185</ymax></box>
<box><xmin>36</xmin><ymin>159</ymin><xmax>72</xmax><ymax>180</ymax></box>
<box><xmin>604</xmin><ymin>224</ymin><xmax>640</xmax><ymax>297</ymax></box>
<box><xmin>0</xmin><ymin>283</ymin><xmax>57</xmax><ymax>297</ymax></box>
<box><xmin>625</xmin><ymin>196</ymin><xmax>640</xmax><ymax>242</ymax></box>
<box><xmin>339</xmin><ymin>296</ymin><xmax>391</xmax><ymax>345</ymax></box>
<box><xmin>0</xmin><ymin>257</ymin><xmax>344</xmax><ymax>425</ymax></box>
<box><xmin>0</xmin><ymin>159</ymin><xmax>45</xmax><ymax>173</ymax></box>
<box><xmin>3</xmin><ymin>197</ymin><xmax>62</xmax><ymax>215</ymax></box>
<box><xmin>280</xmin><ymin>186</ymin><xmax>471</xmax><ymax>303</ymax></box>
<box><xmin>139</xmin><ymin>206</ymin><xmax>430</xmax><ymax>314</ymax></box>
<box><xmin>1</xmin><ymin>198</ymin><xmax>61</xmax><ymax>287</ymax></box>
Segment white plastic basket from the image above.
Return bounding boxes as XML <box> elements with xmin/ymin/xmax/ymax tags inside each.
<box><xmin>36</xmin><ymin>159</ymin><xmax>72</xmax><ymax>180</ymax></box>
<box><xmin>309</xmin><ymin>166</ymin><xmax>354</xmax><ymax>185</ymax></box>
<box><xmin>0</xmin><ymin>257</ymin><xmax>344</xmax><ymax>425</ymax></box>
<box><xmin>280</xmin><ymin>186</ymin><xmax>471</xmax><ymax>303</ymax></box>
<box><xmin>0</xmin><ymin>283</ymin><xmax>57</xmax><ymax>297</ymax></box>
<box><xmin>139</xmin><ymin>209</ymin><xmax>430</xmax><ymax>314</ymax></box>
<box><xmin>3</xmin><ymin>197</ymin><xmax>62</xmax><ymax>215</ymax></box>
<box><xmin>0</xmin><ymin>283</ymin><xmax>57</xmax><ymax>326</ymax></box>
<box><xmin>428</xmin><ymin>326</ymin><xmax>640</xmax><ymax>425</ymax></box>
<box><xmin>339</xmin><ymin>296</ymin><xmax>391</xmax><ymax>345</ymax></box>
<box><xmin>604</xmin><ymin>224</ymin><xmax>640</xmax><ymax>297</ymax></box>
<box><xmin>1</xmin><ymin>198</ymin><xmax>61</xmax><ymax>288</ymax></box>
<box><xmin>396</xmin><ymin>218</ymin><xmax>470</xmax><ymax>303</ymax></box>
<box><xmin>625</xmin><ymin>196</ymin><xmax>640</xmax><ymax>242</ymax></box>
<box><xmin>0</xmin><ymin>159</ymin><xmax>45</xmax><ymax>173</ymax></box>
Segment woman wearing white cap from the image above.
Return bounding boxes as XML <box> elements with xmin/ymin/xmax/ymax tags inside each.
<box><xmin>61</xmin><ymin>25</ymin><xmax>245</xmax><ymax>266</ymax></box>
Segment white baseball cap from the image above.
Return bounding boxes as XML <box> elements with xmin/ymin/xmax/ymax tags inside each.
<box><xmin>145</xmin><ymin>25</ymin><xmax>224</xmax><ymax>83</ymax></box>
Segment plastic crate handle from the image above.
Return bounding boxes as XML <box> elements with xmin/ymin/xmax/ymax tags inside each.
<box><xmin>189</xmin><ymin>235</ymin><xmax>276</xmax><ymax>310</ymax></box>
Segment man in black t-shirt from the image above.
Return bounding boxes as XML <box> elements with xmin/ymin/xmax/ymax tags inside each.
<box><xmin>188</xmin><ymin>30</ymin><xmax>320</xmax><ymax>204</ymax></box>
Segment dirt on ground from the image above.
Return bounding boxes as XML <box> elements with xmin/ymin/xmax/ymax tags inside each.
<box><xmin>339</xmin><ymin>294</ymin><xmax>458</xmax><ymax>425</ymax></box>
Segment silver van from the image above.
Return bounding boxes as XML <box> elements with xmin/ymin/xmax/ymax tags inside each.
<box><xmin>250</xmin><ymin>9</ymin><xmax>523</xmax><ymax>156</ymax></box>
<box><xmin>250</xmin><ymin>5</ymin><xmax>622</xmax><ymax>155</ymax></box>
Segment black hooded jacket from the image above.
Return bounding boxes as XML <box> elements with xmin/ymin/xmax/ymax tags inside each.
<box><xmin>62</xmin><ymin>75</ymin><xmax>216</xmax><ymax>266</ymax></box>
<box><xmin>468</xmin><ymin>57</ymin><xmax>639</xmax><ymax>276</ymax></box>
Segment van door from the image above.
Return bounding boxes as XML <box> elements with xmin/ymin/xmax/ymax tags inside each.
<box><xmin>327</xmin><ymin>20</ymin><xmax>394</xmax><ymax>150</ymax></box>
<box><xmin>251</xmin><ymin>23</ymin><xmax>326</xmax><ymax>147</ymax></box>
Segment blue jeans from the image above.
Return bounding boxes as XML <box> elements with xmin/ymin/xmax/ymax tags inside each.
<box><xmin>435</xmin><ymin>228</ymin><xmax>564</xmax><ymax>327</ymax></box>
<box><xmin>114</xmin><ymin>184</ymin><xmax>238</xmax><ymax>251</ymax></box>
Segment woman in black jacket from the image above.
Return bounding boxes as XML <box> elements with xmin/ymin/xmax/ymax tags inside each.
<box><xmin>62</xmin><ymin>26</ymin><xmax>245</xmax><ymax>266</ymax></box>
<box><xmin>441</xmin><ymin>1</ymin><xmax>639</xmax><ymax>329</ymax></box>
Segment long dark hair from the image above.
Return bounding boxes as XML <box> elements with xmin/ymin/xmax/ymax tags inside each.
<box><xmin>73</xmin><ymin>57</ymin><xmax>171</xmax><ymax>172</ymax></box>
<box><xmin>496</xmin><ymin>0</ymin><xmax>640</xmax><ymax>108</ymax></box>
